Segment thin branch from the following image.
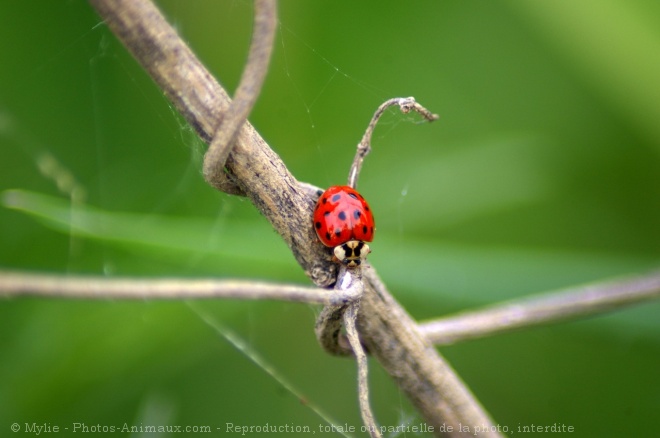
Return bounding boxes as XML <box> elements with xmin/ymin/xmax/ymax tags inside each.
<box><xmin>317</xmin><ymin>265</ymin><xmax>382</xmax><ymax>437</ymax></box>
<box><xmin>88</xmin><ymin>1</ymin><xmax>501</xmax><ymax>435</ymax></box>
<box><xmin>344</xmin><ymin>300</ymin><xmax>381</xmax><ymax>438</ymax></box>
<box><xmin>348</xmin><ymin>97</ymin><xmax>438</xmax><ymax>189</ymax></box>
<box><xmin>203</xmin><ymin>0</ymin><xmax>277</xmax><ymax>195</ymax></box>
<box><xmin>418</xmin><ymin>270</ymin><xmax>660</xmax><ymax>346</ymax></box>
<box><xmin>0</xmin><ymin>270</ymin><xmax>359</xmax><ymax>305</ymax></box>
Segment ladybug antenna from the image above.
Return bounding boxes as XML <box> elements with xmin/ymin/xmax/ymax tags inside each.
<box><xmin>347</xmin><ymin>97</ymin><xmax>438</xmax><ymax>189</ymax></box>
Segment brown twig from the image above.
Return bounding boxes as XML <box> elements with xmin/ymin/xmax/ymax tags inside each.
<box><xmin>348</xmin><ymin>97</ymin><xmax>438</xmax><ymax>189</ymax></box>
<box><xmin>203</xmin><ymin>0</ymin><xmax>277</xmax><ymax>195</ymax></box>
<box><xmin>344</xmin><ymin>300</ymin><xmax>381</xmax><ymax>438</ymax></box>
<box><xmin>88</xmin><ymin>1</ymin><xmax>500</xmax><ymax>435</ymax></box>
<box><xmin>0</xmin><ymin>270</ymin><xmax>358</xmax><ymax>305</ymax></box>
<box><xmin>419</xmin><ymin>270</ymin><xmax>660</xmax><ymax>346</ymax></box>
<box><xmin>319</xmin><ymin>265</ymin><xmax>382</xmax><ymax>438</ymax></box>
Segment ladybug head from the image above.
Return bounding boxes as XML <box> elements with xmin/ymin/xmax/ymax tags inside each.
<box><xmin>333</xmin><ymin>240</ymin><xmax>371</xmax><ymax>268</ymax></box>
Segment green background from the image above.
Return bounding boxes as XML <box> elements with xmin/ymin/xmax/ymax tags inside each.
<box><xmin>1</xmin><ymin>1</ymin><xmax>659</xmax><ymax>436</ymax></box>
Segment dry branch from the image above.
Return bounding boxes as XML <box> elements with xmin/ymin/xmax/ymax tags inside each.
<box><xmin>0</xmin><ymin>270</ymin><xmax>357</xmax><ymax>305</ymax></box>
<box><xmin>204</xmin><ymin>0</ymin><xmax>277</xmax><ymax>195</ymax></box>
<box><xmin>419</xmin><ymin>270</ymin><xmax>660</xmax><ymax>346</ymax></box>
<box><xmin>348</xmin><ymin>97</ymin><xmax>438</xmax><ymax>189</ymax></box>
<box><xmin>86</xmin><ymin>1</ymin><xmax>500</xmax><ymax>436</ymax></box>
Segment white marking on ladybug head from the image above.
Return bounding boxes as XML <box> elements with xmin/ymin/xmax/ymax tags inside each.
<box><xmin>333</xmin><ymin>240</ymin><xmax>371</xmax><ymax>268</ymax></box>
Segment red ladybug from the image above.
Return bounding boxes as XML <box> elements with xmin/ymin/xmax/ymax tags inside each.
<box><xmin>313</xmin><ymin>185</ymin><xmax>375</xmax><ymax>267</ymax></box>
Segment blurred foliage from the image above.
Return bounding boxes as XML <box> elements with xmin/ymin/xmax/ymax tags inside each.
<box><xmin>1</xmin><ymin>1</ymin><xmax>659</xmax><ymax>437</ymax></box>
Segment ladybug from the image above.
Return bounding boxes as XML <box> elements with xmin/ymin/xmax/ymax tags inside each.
<box><xmin>313</xmin><ymin>185</ymin><xmax>375</xmax><ymax>268</ymax></box>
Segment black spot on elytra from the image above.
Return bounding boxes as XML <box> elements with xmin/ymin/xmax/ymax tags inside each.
<box><xmin>348</xmin><ymin>192</ymin><xmax>358</xmax><ymax>200</ymax></box>
<box><xmin>325</xmin><ymin>232</ymin><xmax>331</xmax><ymax>241</ymax></box>
<box><xmin>324</xmin><ymin>211</ymin><xmax>331</xmax><ymax>216</ymax></box>
<box><xmin>322</xmin><ymin>197</ymin><xmax>328</xmax><ymax>204</ymax></box>
<box><xmin>354</xmin><ymin>210</ymin><xmax>362</xmax><ymax>219</ymax></box>
<box><xmin>362</xmin><ymin>225</ymin><xmax>368</xmax><ymax>234</ymax></box>
<box><xmin>338</xmin><ymin>211</ymin><xmax>347</xmax><ymax>221</ymax></box>
<box><xmin>365</xmin><ymin>205</ymin><xmax>370</xmax><ymax>212</ymax></box>
<box><xmin>315</xmin><ymin>222</ymin><xmax>321</xmax><ymax>229</ymax></box>
<box><xmin>331</xmin><ymin>194</ymin><xmax>341</xmax><ymax>202</ymax></box>
<box><xmin>334</xmin><ymin>229</ymin><xmax>342</xmax><ymax>237</ymax></box>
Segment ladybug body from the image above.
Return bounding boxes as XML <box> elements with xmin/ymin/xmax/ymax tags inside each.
<box><xmin>314</xmin><ymin>185</ymin><xmax>375</xmax><ymax>267</ymax></box>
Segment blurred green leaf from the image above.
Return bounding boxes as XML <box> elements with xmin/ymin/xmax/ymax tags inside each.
<box><xmin>508</xmin><ymin>0</ymin><xmax>660</xmax><ymax>151</ymax></box>
<box><xmin>2</xmin><ymin>189</ymin><xmax>296</xmax><ymax>272</ymax></box>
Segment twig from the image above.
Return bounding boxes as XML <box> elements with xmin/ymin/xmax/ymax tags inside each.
<box><xmin>203</xmin><ymin>0</ymin><xmax>277</xmax><ymax>195</ymax></box>
<box><xmin>348</xmin><ymin>97</ymin><xmax>438</xmax><ymax>189</ymax></box>
<box><xmin>315</xmin><ymin>301</ymin><xmax>351</xmax><ymax>356</ymax></box>
<box><xmin>88</xmin><ymin>1</ymin><xmax>501</xmax><ymax>435</ymax></box>
<box><xmin>0</xmin><ymin>270</ymin><xmax>358</xmax><ymax>305</ymax></box>
<box><xmin>317</xmin><ymin>265</ymin><xmax>382</xmax><ymax>437</ymax></box>
<box><xmin>344</xmin><ymin>300</ymin><xmax>381</xmax><ymax>438</ymax></box>
<box><xmin>314</xmin><ymin>265</ymin><xmax>364</xmax><ymax>357</ymax></box>
<box><xmin>418</xmin><ymin>270</ymin><xmax>660</xmax><ymax>346</ymax></box>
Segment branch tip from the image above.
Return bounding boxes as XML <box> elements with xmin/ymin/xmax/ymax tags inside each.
<box><xmin>348</xmin><ymin>97</ymin><xmax>438</xmax><ymax>188</ymax></box>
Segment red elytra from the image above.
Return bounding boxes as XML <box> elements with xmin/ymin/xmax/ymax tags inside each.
<box><xmin>313</xmin><ymin>185</ymin><xmax>375</xmax><ymax>248</ymax></box>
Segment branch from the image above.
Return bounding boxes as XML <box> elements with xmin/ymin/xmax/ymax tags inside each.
<box><xmin>344</xmin><ymin>300</ymin><xmax>380</xmax><ymax>438</ymax></box>
<box><xmin>348</xmin><ymin>97</ymin><xmax>438</xmax><ymax>189</ymax></box>
<box><xmin>418</xmin><ymin>270</ymin><xmax>660</xmax><ymax>346</ymax></box>
<box><xmin>88</xmin><ymin>1</ymin><xmax>501</xmax><ymax>435</ymax></box>
<box><xmin>320</xmin><ymin>265</ymin><xmax>381</xmax><ymax>438</ymax></box>
<box><xmin>0</xmin><ymin>270</ymin><xmax>358</xmax><ymax>305</ymax></box>
<box><xmin>204</xmin><ymin>0</ymin><xmax>277</xmax><ymax>195</ymax></box>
